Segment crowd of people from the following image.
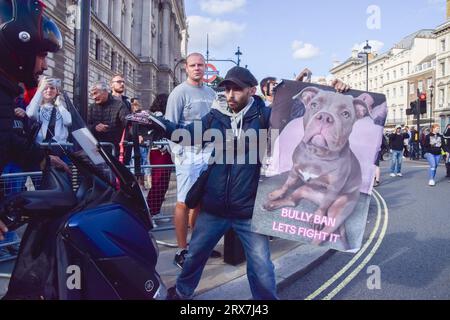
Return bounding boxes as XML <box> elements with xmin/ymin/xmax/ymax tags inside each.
<box><xmin>0</xmin><ymin>39</ymin><xmax>352</xmax><ymax>298</ymax></box>
<box><xmin>8</xmin><ymin>0</ymin><xmax>450</xmax><ymax>302</ymax></box>
<box><xmin>382</xmin><ymin>123</ymin><xmax>450</xmax><ymax>187</ymax></box>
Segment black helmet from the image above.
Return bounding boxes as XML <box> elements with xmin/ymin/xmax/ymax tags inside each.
<box><xmin>0</xmin><ymin>0</ymin><xmax>63</xmax><ymax>87</ymax></box>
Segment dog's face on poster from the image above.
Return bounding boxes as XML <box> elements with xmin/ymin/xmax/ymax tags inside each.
<box><xmin>294</xmin><ymin>87</ymin><xmax>369</xmax><ymax>154</ymax></box>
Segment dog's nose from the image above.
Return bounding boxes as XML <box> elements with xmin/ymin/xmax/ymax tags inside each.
<box><xmin>316</xmin><ymin>112</ymin><xmax>334</xmax><ymax>125</ymax></box>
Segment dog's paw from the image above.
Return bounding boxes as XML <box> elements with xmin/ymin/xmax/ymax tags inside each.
<box><xmin>262</xmin><ymin>201</ymin><xmax>277</xmax><ymax>211</ymax></box>
<box><xmin>267</xmin><ymin>190</ymin><xmax>285</xmax><ymax>201</ymax></box>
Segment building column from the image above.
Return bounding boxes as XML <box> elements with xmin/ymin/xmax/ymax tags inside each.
<box><xmin>141</xmin><ymin>0</ymin><xmax>151</xmax><ymax>57</ymax></box>
<box><xmin>152</xmin><ymin>3</ymin><xmax>159</xmax><ymax>64</ymax></box>
<box><xmin>181</xmin><ymin>29</ymin><xmax>188</xmax><ymax>57</ymax></box>
<box><xmin>98</xmin><ymin>0</ymin><xmax>110</xmax><ymax>24</ymax></box>
<box><xmin>131</xmin><ymin>0</ymin><xmax>143</xmax><ymax>55</ymax></box>
<box><xmin>124</xmin><ymin>0</ymin><xmax>133</xmax><ymax>47</ymax></box>
<box><xmin>112</xmin><ymin>0</ymin><xmax>122</xmax><ymax>38</ymax></box>
<box><xmin>160</xmin><ymin>0</ymin><xmax>171</xmax><ymax>67</ymax></box>
<box><xmin>169</xmin><ymin>17</ymin><xmax>175</xmax><ymax>70</ymax></box>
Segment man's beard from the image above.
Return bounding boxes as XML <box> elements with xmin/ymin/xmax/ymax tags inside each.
<box><xmin>34</xmin><ymin>71</ymin><xmax>44</xmax><ymax>83</ymax></box>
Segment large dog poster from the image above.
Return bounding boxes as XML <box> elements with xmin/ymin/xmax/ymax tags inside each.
<box><xmin>252</xmin><ymin>80</ymin><xmax>387</xmax><ymax>252</ymax></box>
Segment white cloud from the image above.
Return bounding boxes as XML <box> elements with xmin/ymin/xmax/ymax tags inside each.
<box><xmin>352</xmin><ymin>40</ymin><xmax>385</xmax><ymax>53</ymax></box>
<box><xmin>292</xmin><ymin>41</ymin><xmax>321</xmax><ymax>60</ymax></box>
<box><xmin>200</xmin><ymin>0</ymin><xmax>246</xmax><ymax>15</ymax></box>
<box><xmin>187</xmin><ymin>16</ymin><xmax>246</xmax><ymax>51</ymax></box>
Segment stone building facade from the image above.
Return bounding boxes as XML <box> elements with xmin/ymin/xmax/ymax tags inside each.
<box><xmin>434</xmin><ymin>20</ymin><xmax>450</xmax><ymax>129</ymax></box>
<box><xmin>42</xmin><ymin>0</ymin><xmax>187</xmax><ymax>109</ymax></box>
<box><xmin>406</xmin><ymin>55</ymin><xmax>436</xmax><ymax>127</ymax></box>
<box><xmin>330</xmin><ymin>30</ymin><xmax>436</xmax><ymax>129</ymax></box>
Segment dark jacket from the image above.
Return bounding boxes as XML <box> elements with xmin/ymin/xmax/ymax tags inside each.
<box><xmin>0</xmin><ymin>74</ymin><xmax>45</xmax><ymax>175</ymax></box>
<box><xmin>389</xmin><ymin>132</ymin><xmax>408</xmax><ymax>151</ymax></box>
<box><xmin>424</xmin><ymin>133</ymin><xmax>444</xmax><ymax>155</ymax></box>
<box><xmin>443</xmin><ymin>126</ymin><xmax>450</xmax><ymax>153</ymax></box>
<box><xmin>88</xmin><ymin>94</ymin><xmax>129</xmax><ymax>150</ymax></box>
<box><xmin>118</xmin><ymin>94</ymin><xmax>131</xmax><ymax>112</ymax></box>
<box><xmin>166</xmin><ymin>96</ymin><xmax>270</xmax><ymax>219</ymax></box>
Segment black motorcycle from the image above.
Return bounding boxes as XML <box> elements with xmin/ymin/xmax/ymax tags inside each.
<box><xmin>0</xmin><ymin>93</ymin><xmax>167</xmax><ymax>300</ymax></box>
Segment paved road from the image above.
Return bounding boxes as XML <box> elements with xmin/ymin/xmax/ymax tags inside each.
<box><xmin>279</xmin><ymin>158</ymin><xmax>450</xmax><ymax>300</ymax></box>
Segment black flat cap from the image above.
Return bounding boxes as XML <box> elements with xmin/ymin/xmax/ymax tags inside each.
<box><xmin>218</xmin><ymin>66</ymin><xmax>258</xmax><ymax>89</ymax></box>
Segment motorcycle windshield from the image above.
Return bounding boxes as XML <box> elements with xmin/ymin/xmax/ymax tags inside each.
<box><xmin>61</xmin><ymin>91</ymin><xmax>109</xmax><ymax>173</ymax></box>
<box><xmin>58</xmin><ymin>92</ymin><xmax>151</xmax><ymax>228</ymax></box>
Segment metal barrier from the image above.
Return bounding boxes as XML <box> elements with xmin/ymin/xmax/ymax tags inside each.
<box><xmin>1</xmin><ymin>141</ymin><xmax>178</xmax><ymax>256</ymax></box>
<box><xmin>0</xmin><ymin>231</ymin><xmax>21</xmax><ymax>262</ymax></box>
<box><xmin>38</xmin><ymin>141</ymin><xmax>117</xmax><ymax>157</ymax></box>
<box><xmin>127</xmin><ymin>163</ymin><xmax>178</xmax><ymax>247</ymax></box>
<box><xmin>0</xmin><ymin>166</ymin><xmax>178</xmax><ymax>256</ymax></box>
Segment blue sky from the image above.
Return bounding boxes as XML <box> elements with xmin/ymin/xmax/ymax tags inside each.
<box><xmin>185</xmin><ymin>0</ymin><xmax>446</xmax><ymax>83</ymax></box>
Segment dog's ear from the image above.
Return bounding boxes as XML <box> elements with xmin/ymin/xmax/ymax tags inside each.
<box><xmin>353</xmin><ymin>99</ymin><xmax>369</xmax><ymax>119</ymax></box>
<box><xmin>293</xmin><ymin>87</ymin><xmax>320</xmax><ymax>107</ymax></box>
<box><xmin>370</xmin><ymin>102</ymin><xmax>388</xmax><ymax>122</ymax></box>
<box><xmin>356</xmin><ymin>93</ymin><xmax>374</xmax><ymax>111</ymax></box>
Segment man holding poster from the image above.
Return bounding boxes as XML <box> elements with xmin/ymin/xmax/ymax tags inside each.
<box><xmin>154</xmin><ymin>66</ymin><xmax>351</xmax><ymax>300</ymax></box>
<box><xmin>164</xmin><ymin>66</ymin><xmax>278</xmax><ymax>300</ymax></box>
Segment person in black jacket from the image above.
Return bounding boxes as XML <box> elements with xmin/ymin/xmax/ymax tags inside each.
<box><xmin>443</xmin><ymin>124</ymin><xmax>450</xmax><ymax>179</ymax></box>
<box><xmin>110</xmin><ymin>73</ymin><xmax>133</xmax><ymax>164</ymax></box>
<box><xmin>424</xmin><ymin>124</ymin><xmax>444</xmax><ymax>186</ymax></box>
<box><xmin>374</xmin><ymin>134</ymin><xmax>388</xmax><ymax>186</ymax></box>
<box><xmin>88</xmin><ymin>81</ymin><xmax>130</xmax><ymax>158</ymax></box>
<box><xmin>389</xmin><ymin>126</ymin><xmax>409</xmax><ymax>177</ymax></box>
<box><xmin>0</xmin><ymin>0</ymin><xmax>69</xmax><ymax>241</ymax></box>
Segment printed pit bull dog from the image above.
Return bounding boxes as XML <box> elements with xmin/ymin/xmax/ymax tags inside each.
<box><xmin>263</xmin><ymin>87</ymin><xmax>369</xmax><ymax>249</ymax></box>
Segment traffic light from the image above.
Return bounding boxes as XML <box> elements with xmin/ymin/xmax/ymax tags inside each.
<box><xmin>419</xmin><ymin>92</ymin><xmax>427</xmax><ymax>114</ymax></box>
<box><xmin>406</xmin><ymin>101</ymin><xmax>417</xmax><ymax>115</ymax></box>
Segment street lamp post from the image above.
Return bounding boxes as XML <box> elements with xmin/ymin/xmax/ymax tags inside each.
<box><xmin>235</xmin><ymin>47</ymin><xmax>242</xmax><ymax>67</ymax></box>
<box><xmin>363</xmin><ymin>40</ymin><xmax>372</xmax><ymax>92</ymax></box>
<box><xmin>358</xmin><ymin>40</ymin><xmax>372</xmax><ymax>92</ymax></box>
<box><xmin>429</xmin><ymin>84</ymin><xmax>435</xmax><ymax>129</ymax></box>
<box><xmin>74</xmin><ymin>0</ymin><xmax>91</xmax><ymax>122</ymax></box>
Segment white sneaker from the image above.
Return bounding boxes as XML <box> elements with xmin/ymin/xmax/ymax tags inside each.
<box><xmin>396</xmin><ymin>173</ymin><xmax>403</xmax><ymax>177</ymax></box>
<box><xmin>390</xmin><ymin>173</ymin><xmax>396</xmax><ymax>177</ymax></box>
<box><xmin>429</xmin><ymin>180</ymin><xmax>436</xmax><ymax>186</ymax></box>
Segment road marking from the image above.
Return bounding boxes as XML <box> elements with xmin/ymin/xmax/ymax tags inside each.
<box><xmin>323</xmin><ymin>189</ymin><xmax>389</xmax><ymax>300</ymax></box>
<box><xmin>305</xmin><ymin>191</ymin><xmax>383</xmax><ymax>300</ymax></box>
<box><xmin>377</xmin><ymin>247</ymin><xmax>410</xmax><ymax>267</ymax></box>
<box><xmin>406</xmin><ymin>166</ymin><xmax>430</xmax><ymax>168</ymax></box>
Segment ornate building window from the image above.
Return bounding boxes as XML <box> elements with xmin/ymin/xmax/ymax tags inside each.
<box><xmin>95</xmin><ymin>38</ymin><xmax>102</xmax><ymax>61</ymax></box>
<box><xmin>111</xmin><ymin>51</ymin><xmax>117</xmax><ymax>71</ymax></box>
<box><xmin>123</xmin><ymin>61</ymin><xmax>128</xmax><ymax>80</ymax></box>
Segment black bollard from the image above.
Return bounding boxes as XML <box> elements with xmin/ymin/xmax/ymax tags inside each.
<box><xmin>223</xmin><ymin>229</ymin><xmax>246</xmax><ymax>266</ymax></box>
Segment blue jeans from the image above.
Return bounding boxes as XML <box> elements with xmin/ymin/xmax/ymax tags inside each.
<box><xmin>425</xmin><ymin>153</ymin><xmax>441</xmax><ymax>180</ymax></box>
<box><xmin>130</xmin><ymin>147</ymin><xmax>151</xmax><ymax>175</ymax></box>
<box><xmin>409</xmin><ymin>143</ymin><xmax>419</xmax><ymax>160</ymax></box>
<box><xmin>176</xmin><ymin>212</ymin><xmax>278</xmax><ymax>300</ymax></box>
<box><xmin>390</xmin><ymin>150</ymin><xmax>403</xmax><ymax>174</ymax></box>
<box><xmin>140</xmin><ymin>146</ymin><xmax>150</xmax><ymax>175</ymax></box>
